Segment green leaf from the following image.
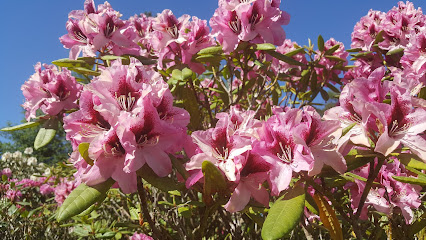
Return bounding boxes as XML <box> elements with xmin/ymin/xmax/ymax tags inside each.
<box><xmin>392</xmin><ymin>176</ymin><xmax>426</xmax><ymax>186</ymax></box>
<box><xmin>198</xmin><ymin>46</ymin><xmax>223</xmax><ymax>55</ymax></box>
<box><xmin>78</xmin><ymin>143</ymin><xmax>94</xmax><ymax>166</ymax></box>
<box><xmin>285</xmin><ymin>47</ymin><xmax>305</xmax><ymax>57</ymax></box>
<box><xmin>56</xmin><ymin>179</ymin><xmax>114</xmax><ymax>222</ymax></box>
<box><xmin>182</xmin><ymin>68</ymin><xmax>193</xmax><ymax>80</ymax></box>
<box><xmin>195</xmin><ymin>54</ymin><xmax>223</xmax><ymax>63</ymax></box>
<box><xmin>346</xmin><ymin>48</ymin><xmax>362</xmax><ymax>53</ymax></box>
<box><xmin>100</xmin><ymin>55</ymin><xmax>127</xmax><ymax>61</ymax></box>
<box><xmin>69</xmin><ymin>67</ymin><xmax>101</xmax><ymax>76</ymax></box>
<box><xmin>342</xmin><ymin>123</ymin><xmax>357</xmax><ymax>136</ymax></box>
<box><xmin>202</xmin><ymin>161</ymin><xmax>227</xmax><ymax>204</ymax></box>
<box><xmin>137</xmin><ymin>165</ymin><xmax>184</xmax><ymax>192</ymax></box>
<box><xmin>34</xmin><ymin>119</ymin><xmax>57</xmax><ymax>150</ymax></box>
<box><xmin>325</xmin><ymin>44</ymin><xmax>341</xmax><ymax>55</ymax></box>
<box><xmin>318</xmin><ymin>35</ymin><xmax>325</xmax><ymax>52</ymax></box>
<box><xmin>325</xmin><ymin>82</ymin><xmax>341</xmax><ymax>93</ymax></box>
<box><xmin>409</xmin><ymin>213</ymin><xmax>426</xmax><ymax>236</ymax></box>
<box><xmin>127</xmin><ymin>55</ymin><xmax>157</xmax><ymax>65</ymax></box>
<box><xmin>1</xmin><ymin>121</ymin><xmax>39</xmax><ymax>132</ymax></box>
<box><xmin>261</xmin><ymin>185</ymin><xmax>305</xmax><ymax>240</ymax></box>
<box><xmin>267</xmin><ymin>51</ymin><xmax>305</xmax><ymax>66</ymax></box>
<box><xmin>313</xmin><ymin>193</ymin><xmax>343</xmax><ymax>240</ymax></box>
<box><xmin>386</xmin><ymin>48</ymin><xmax>404</xmax><ymax>56</ymax></box>
<box><xmin>324</xmin><ymin>55</ymin><xmax>346</xmax><ymax>62</ymax></box>
<box><xmin>52</xmin><ymin>58</ymin><xmax>90</xmax><ymax>68</ymax></box>
<box><xmin>398</xmin><ymin>154</ymin><xmax>426</xmax><ymax>170</ymax></box>
<box><xmin>320</xmin><ymin>88</ymin><xmax>330</xmax><ymax>101</ymax></box>
<box><xmin>252</xmin><ymin>43</ymin><xmax>276</xmax><ymax>51</ymax></box>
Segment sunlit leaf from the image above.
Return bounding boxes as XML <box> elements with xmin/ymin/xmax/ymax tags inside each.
<box><xmin>313</xmin><ymin>193</ymin><xmax>343</xmax><ymax>240</ymax></box>
<box><xmin>1</xmin><ymin>121</ymin><xmax>39</xmax><ymax>132</ymax></box>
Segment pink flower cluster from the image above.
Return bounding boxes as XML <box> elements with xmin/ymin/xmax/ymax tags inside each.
<box><xmin>64</xmin><ymin>59</ymin><xmax>189</xmax><ymax>193</ymax></box>
<box><xmin>185</xmin><ymin>106</ymin><xmax>346</xmax><ymax>212</ymax></box>
<box><xmin>54</xmin><ymin>178</ymin><xmax>79</xmax><ymax>206</ymax></box>
<box><xmin>314</xmin><ymin>38</ymin><xmax>349</xmax><ymax>84</ymax></box>
<box><xmin>326</xmin><ymin>67</ymin><xmax>426</xmax><ymax>161</ymax></box>
<box><xmin>21</xmin><ymin>63</ymin><xmax>81</xmax><ymax>121</ymax></box>
<box><xmin>272</xmin><ymin>39</ymin><xmax>308</xmax><ymax>84</ymax></box>
<box><xmin>346</xmin><ymin>159</ymin><xmax>421</xmax><ymax>224</ymax></box>
<box><xmin>60</xmin><ymin>0</ymin><xmax>141</xmax><ymax>59</ymax></box>
<box><xmin>210</xmin><ymin>0</ymin><xmax>290</xmax><ymax>52</ymax></box>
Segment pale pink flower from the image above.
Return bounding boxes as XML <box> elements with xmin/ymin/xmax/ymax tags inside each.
<box><xmin>21</xmin><ymin>63</ymin><xmax>81</xmax><ymax>121</ymax></box>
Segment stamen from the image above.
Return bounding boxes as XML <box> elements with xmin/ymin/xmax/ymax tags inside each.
<box><xmin>389</xmin><ymin>120</ymin><xmax>411</xmax><ymax>136</ymax></box>
<box><xmin>228</xmin><ymin>19</ymin><xmax>241</xmax><ymax>34</ymax></box>
<box><xmin>166</xmin><ymin>25</ymin><xmax>179</xmax><ymax>38</ymax></box>
<box><xmin>276</xmin><ymin>142</ymin><xmax>292</xmax><ymax>163</ymax></box>
<box><xmin>115</xmin><ymin>92</ymin><xmax>136</xmax><ymax>112</ymax></box>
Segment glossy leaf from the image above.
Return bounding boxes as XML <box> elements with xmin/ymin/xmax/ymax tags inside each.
<box><xmin>261</xmin><ymin>185</ymin><xmax>305</xmax><ymax>240</ymax></box>
<box><xmin>392</xmin><ymin>176</ymin><xmax>426</xmax><ymax>186</ymax></box>
<box><xmin>285</xmin><ymin>47</ymin><xmax>305</xmax><ymax>57</ymax></box>
<box><xmin>34</xmin><ymin>128</ymin><xmax>56</xmax><ymax>150</ymax></box>
<box><xmin>325</xmin><ymin>44</ymin><xmax>341</xmax><ymax>55</ymax></box>
<box><xmin>1</xmin><ymin>121</ymin><xmax>39</xmax><ymax>132</ymax></box>
<box><xmin>202</xmin><ymin>161</ymin><xmax>227</xmax><ymax>197</ymax></box>
<box><xmin>78</xmin><ymin>143</ymin><xmax>93</xmax><ymax>166</ymax></box>
<box><xmin>398</xmin><ymin>154</ymin><xmax>426</xmax><ymax>170</ymax></box>
<box><xmin>69</xmin><ymin>67</ymin><xmax>101</xmax><ymax>76</ymax></box>
<box><xmin>52</xmin><ymin>58</ymin><xmax>90</xmax><ymax>68</ymax></box>
<box><xmin>252</xmin><ymin>43</ymin><xmax>276</xmax><ymax>51</ymax></box>
<box><xmin>318</xmin><ymin>35</ymin><xmax>325</xmax><ymax>52</ymax></box>
<box><xmin>386</xmin><ymin>48</ymin><xmax>404</xmax><ymax>56</ymax></box>
<box><xmin>56</xmin><ymin>179</ymin><xmax>114</xmax><ymax>222</ymax></box>
<box><xmin>198</xmin><ymin>46</ymin><xmax>223</xmax><ymax>55</ymax></box>
<box><xmin>267</xmin><ymin>51</ymin><xmax>305</xmax><ymax>66</ymax></box>
<box><xmin>313</xmin><ymin>193</ymin><xmax>343</xmax><ymax>240</ymax></box>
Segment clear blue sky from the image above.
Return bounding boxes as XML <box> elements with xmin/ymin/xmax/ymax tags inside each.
<box><xmin>1</xmin><ymin>0</ymin><xmax>425</xmax><ymax>128</ymax></box>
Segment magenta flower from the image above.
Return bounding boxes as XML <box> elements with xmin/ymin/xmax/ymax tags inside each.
<box><xmin>210</xmin><ymin>0</ymin><xmax>289</xmax><ymax>52</ymax></box>
<box><xmin>131</xmin><ymin>233</ymin><xmax>153</xmax><ymax>240</ymax></box>
<box><xmin>21</xmin><ymin>63</ymin><xmax>81</xmax><ymax>121</ymax></box>
<box><xmin>294</xmin><ymin>106</ymin><xmax>346</xmax><ymax>176</ymax></box>
<box><xmin>253</xmin><ymin>108</ymin><xmax>313</xmax><ymax>195</ymax></box>
<box><xmin>150</xmin><ymin>9</ymin><xmax>189</xmax><ymax>51</ymax></box>
<box><xmin>64</xmin><ymin>59</ymin><xmax>189</xmax><ymax>194</ymax></box>
<box><xmin>40</xmin><ymin>184</ymin><xmax>55</xmax><ymax>196</ymax></box>
<box><xmin>224</xmin><ymin>152</ymin><xmax>270</xmax><ymax>212</ymax></box>
<box><xmin>54</xmin><ymin>179</ymin><xmax>79</xmax><ymax>206</ymax></box>
<box><xmin>373</xmin><ymin>85</ymin><xmax>426</xmax><ymax>160</ymax></box>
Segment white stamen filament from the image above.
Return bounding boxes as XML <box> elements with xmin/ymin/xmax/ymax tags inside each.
<box><xmin>276</xmin><ymin>142</ymin><xmax>292</xmax><ymax>164</ymax></box>
<box><xmin>228</xmin><ymin>19</ymin><xmax>241</xmax><ymax>34</ymax></box>
<box><xmin>137</xmin><ymin>135</ymin><xmax>160</xmax><ymax>146</ymax></box>
<box><xmin>389</xmin><ymin>119</ymin><xmax>411</xmax><ymax>136</ymax></box>
<box><xmin>115</xmin><ymin>92</ymin><xmax>136</xmax><ymax>112</ymax></box>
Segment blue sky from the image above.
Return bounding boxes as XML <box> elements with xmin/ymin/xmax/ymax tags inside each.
<box><xmin>1</xmin><ymin>0</ymin><xmax>425</xmax><ymax>129</ymax></box>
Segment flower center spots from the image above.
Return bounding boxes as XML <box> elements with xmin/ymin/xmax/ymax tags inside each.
<box><xmin>72</xmin><ymin>28</ymin><xmax>87</xmax><ymax>43</ymax></box>
<box><xmin>228</xmin><ymin>12</ymin><xmax>241</xmax><ymax>34</ymax></box>
<box><xmin>276</xmin><ymin>142</ymin><xmax>292</xmax><ymax>164</ymax></box>
<box><xmin>115</xmin><ymin>92</ymin><xmax>136</xmax><ymax>112</ymax></box>
<box><xmin>166</xmin><ymin>25</ymin><xmax>179</xmax><ymax>38</ymax></box>
<box><xmin>389</xmin><ymin>120</ymin><xmax>411</xmax><ymax>136</ymax></box>
<box><xmin>103</xmin><ymin>141</ymin><xmax>125</xmax><ymax>157</ymax></box>
<box><xmin>249</xmin><ymin>7</ymin><xmax>263</xmax><ymax>30</ymax></box>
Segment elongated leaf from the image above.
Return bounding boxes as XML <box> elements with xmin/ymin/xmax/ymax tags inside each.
<box><xmin>325</xmin><ymin>55</ymin><xmax>346</xmax><ymax>62</ymax></box>
<box><xmin>52</xmin><ymin>58</ymin><xmax>90</xmax><ymax>68</ymax></box>
<box><xmin>285</xmin><ymin>47</ymin><xmax>305</xmax><ymax>57</ymax></box>
<box><xmin>34</xmin><ymin>128</ymin><xmax>56</xmax><ymax>150</ymax></box>
<box><xmin>182</xmin><ymin>68</ymin><xmax>193</xmax><ymax>80</ymax></box>
<box><xmin>386</xmin><ymin>48</ymin><xmax>404</xmax><ymax>56</ymax></box>
<box><xmin>267</xmin><ymin>51</ymin><xmax>305</xmax><ymax>66</ymax></box>
<box><xmin>409</xmin><ymin>213</ymin><xmax>426</xmax><ymax>236</ymax></box>
<box><xmin>56</xmin><ymin>179</ymin><xmax>114</xmax><ymax>222</ymax></box>
<box><xmin>325</xmin><ymin>44</ymin><xmax>341</xmax><ymax>55</ymax></box>
<box><xmin>198</xmin><ymin>46</ymin><xmax>223</xmax><ymax>55</ymax></box>
<box><xmin>261</xmin><ymin>185</ymin><xmax>305</xmax><ymax>240</ymax></box>
<box><xmin>195</xmin><ymin>54</ymin><xmax>223</xmax><ymax>63</ymax></box>
<box><xmin>346</xmin><ymin>48</ymin><xmax>362</xmax><ymax>53</ymax></box>
<box><xmin>313</xmin><ymin>193</ymin><xmax>343</xmax><ymax>240</ymax></box>
<box><xmin>1</xmin><ymin>121</ymin><xmax>39</xmax><ymax>131</ymax></box>
<box><xmin>78</xmin><ymin>143</ymin><xmax>93</xmax><ymax>166</ymax></box>
<box><xmin>202</xmin><ymin>161</ymin><xmax>227</xmax><ymax>197</ymax></box>
<box><xmin>398</xmin><ymin>154</ymin><xmax>426</xmax><ymax>170</ymax></box>
<box><xmin>252</xmin><ymin>43</ymin><xmax>276</xmax><ymax>51</ymax></box>
<box><xmin>342</xmin><ymin>122</ymin><xmax>357</xmax><ymax>136</ymax></box>
<box><xmin>318</xmin><ymin>35</ymin><xmax>325</xmax><ymax>52</ymax></box>
<box><xmin>392</xmin><ymin>176</ymin><xmax>426</xmax><ymax>186</ymax></box>
<box><xmin>69</xmin><ymin>67</ymin><xmax>101</xmax><ymax>76</ymax></box>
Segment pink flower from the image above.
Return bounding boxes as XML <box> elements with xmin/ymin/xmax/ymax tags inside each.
<box><xmin>253</xmin><ymin>108</ymin><xmax>313</xmax><ymax>195</ymax></box>
<box><xmin>315</xmin><ymin>38</ymin><xmax>348</xmax><ymax>85</ymax></box>
<box><xmin>293</xmin><ymin>106</ymin><xmax>346</xmax><ymax>176</ymax></box>
<box><xmin>131</xmin><ymin>233</ymin><xmax>153</xmax><ymax>240</ymax></box>
<box><xmin>64</xmin><ymin>59</ymin><xmax>189</xmax><ymax>194</ymax></box>
<box><xmin>21</xmin><ymin>63</ymin><xmax>81</xmax><ymax>121</ymax></box>
<box><xmin>6</xmin><ymin>189</ymin><xmax>22</xmax><ymax>202</ymax></box>
<box><xmin>373</xmin><ymin>85</ymin><xmax>426</xmax><ymax>160</ymax></box>
<box><xmin>40</xmin><ymin>184</ymin><xmax>55</xmax><ymax>195</ymax></box>
<box><xmin>224</xmin><ymin>152</ymin><xmax>270</xmax><ymax>212</ymax></box>
<box><xmin>1</xmin><ymin>168</ymin><xmax>12</xmax><ymax>178</ymax></box>
<box><xmin>55</xmin><ymin>179</ymin><xmax>79</xmax><ymax>206</ymax></box>
<box><xmin>210</xmin><ymin>0</ymin><xmax>289</xmax><ymax>52</ymax></box>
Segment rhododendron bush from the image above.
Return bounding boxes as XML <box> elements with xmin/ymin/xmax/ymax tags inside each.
<box><xmin>2</xmin><ymin>0</ymin><xmax>426</xmax><ymax>239</ymax></box>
